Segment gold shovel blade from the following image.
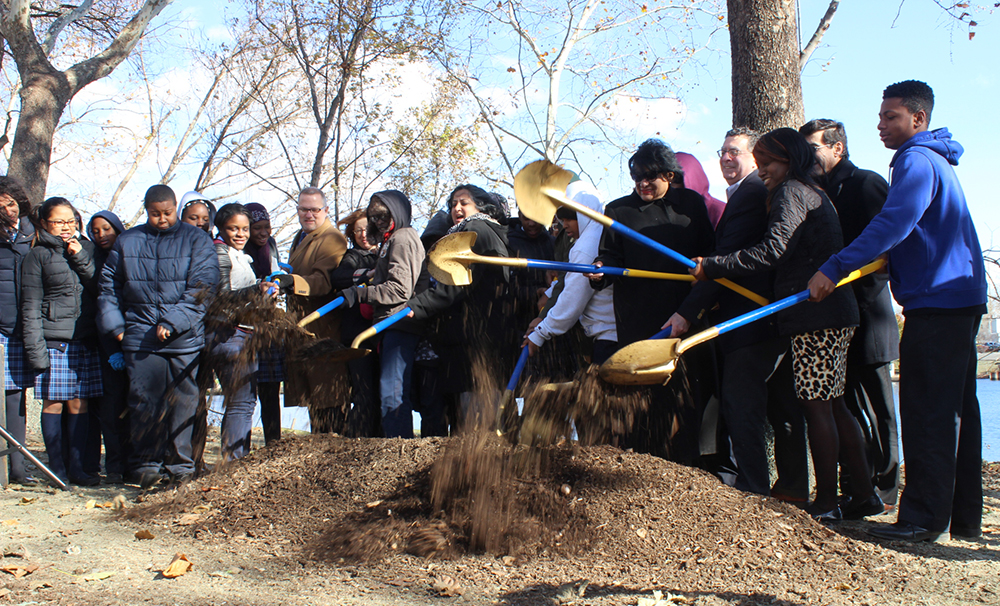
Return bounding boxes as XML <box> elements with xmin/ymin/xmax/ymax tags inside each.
<box><xmin>597</xmin><ymin>338</ymin><xmax>682</xmax><ymax>385</ymax></box>
<box><xmin>513</xmin><ymin>160</ymin><xmax>574</xmax><ymax>227</ymax></box>
<box><xmin>427</xmin><ymin>231</ymin><xmax>478</xmax><ymax>286</ymax></box>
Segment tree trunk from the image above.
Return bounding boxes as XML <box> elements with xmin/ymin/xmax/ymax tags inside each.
<box><xmin>8</xmin><ymin>73</ymin><xmax>70</xmax><ymax>206</ymax></box>
<box><xmin>727</xmin><ymin>0</ymin><xmax>804</xmax><ymax>132</ymax></box>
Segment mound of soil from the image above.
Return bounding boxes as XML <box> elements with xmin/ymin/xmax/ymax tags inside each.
<box><xmin>126</xmin><ymin>433</ymin><xmax>963</xmax><ymax>605</ymax></box>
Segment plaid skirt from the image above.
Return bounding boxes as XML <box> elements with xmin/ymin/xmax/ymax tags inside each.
<box><xmin>256</xmin><ymin>347</ymin><xmax>285</xmax><ymax>383</ymax></box>
<box><xmin>34</xmin><ymin>340</ymin><xmax>103</xmax><ymax>400</ymax></box>
<box><xmin>0</xmin><ymin>332</ymin><xmax>35</xmax><ymax>390</ymax></box>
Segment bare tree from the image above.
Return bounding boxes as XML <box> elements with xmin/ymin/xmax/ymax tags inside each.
<box><xmin>434</xmin><ymin>0</ymin><xmax>726</xmax><ymax>187</ymax></box>
<box><xmin>0</xmin><ymin>0</ymin><xmax>173</xmax><ymax>206</ymax></box>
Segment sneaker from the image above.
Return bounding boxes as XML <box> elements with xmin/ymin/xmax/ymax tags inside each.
<box><xmin>126</xmin><ymin>470</ymin><xmax>166</xmax><ymax>489</ymax></box>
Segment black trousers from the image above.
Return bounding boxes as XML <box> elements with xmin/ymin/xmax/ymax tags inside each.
<box><xmin>897</xmin><ymin>312</ymin><xmax>982</xmax><ymax>533</ymax></box>
<box><xmin>4</xmin><ymin>390</ymin><xmax>27</xmax><ymax>479</ymax></box>
<box><xmin>125</xmin><ymin>350</ymin><xmax>200</xmax><ymax>478</ymax></box>
<box><xmin>841</xmin><ymin>360</ymin><xmax>900</xmax><ymax>505</ymax></box>
<box><xmin>84</xmin><ymin>356</ymin><xmax>128</xmax><ymax>476</ymax></box>
<box><xmin>721</xmin><ymin>336</ymin><xmax>808</xmax><ymax>498</ymax></box>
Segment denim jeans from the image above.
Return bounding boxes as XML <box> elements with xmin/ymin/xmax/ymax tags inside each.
<box><xmin>379</xmin><ymin>330</ymin><xmax>419</xmax><ymax>438</ymax></box>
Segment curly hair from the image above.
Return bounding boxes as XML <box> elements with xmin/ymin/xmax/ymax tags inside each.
<box><xmin>628</xmin><ymin>139</ymin><xmax>685</xmax><ymax>186</ymax></box>
<box><xmin>883</xmin><ymin>80</ymin><xmax>934</xmax><ymax>123</ymax></box>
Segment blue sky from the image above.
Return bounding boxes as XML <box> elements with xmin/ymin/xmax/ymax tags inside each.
<box><xmin>72</xmin><ymin>1</ymin><xmax>999</xmax><ymax>247</ymax></box>
<box><xmin>638</xmin><ymin>1</ymin><xmax>1000</xmax><ymax>249</ymax></box>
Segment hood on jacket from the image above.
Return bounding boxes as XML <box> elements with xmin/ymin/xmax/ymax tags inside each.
<box><xmin>676</xmin><ymin>151</ymin><xmax>725</xmax><ymax>208</ymax></box>
<box><xmin>371</xmin><ymin>190</ymin><xmax>412</xmax><ymax>229</ymax></box>
<box><xmin>34</xmin><ymin>226</ymin><xmax>68</xmax><ymax>249</ymax></box>
<box><xmin>892</xmin><ymin>128</ymin><xmax>963</xmax><ymax>167</ymax></box>
<box><xmin>421</xmin><ymin>209</ymin><xmax>453</xmax><ymax>250</ymax></box>
<box><xmin>565</xmin><ymin>180</ymin><xmax>603</xmax><ymax>235</ymax></box>
<box><xmin>87</xmin><ymin>210</ymin><xmax>125</xmax><ymax>237</ymax></box>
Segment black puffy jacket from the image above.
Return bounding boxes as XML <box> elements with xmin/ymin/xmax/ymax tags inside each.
<box><xmin>703</xmin><ymin>179</ymin><xmax>859</xmax><ymax>336</ymax></box>
<box><xmin>0</xmin><ymin>221</ymin><xmax>33</xmax><ymax>337</ymax></box>
<box><xmin>20</xmin><ymin>229</ymin><xmax>99</xmax><ymax>370</ymax></box>
<box><xmin>98</xmin><ymin>220</ymin><xmax>219</xmax><ymax>354</ymax></box>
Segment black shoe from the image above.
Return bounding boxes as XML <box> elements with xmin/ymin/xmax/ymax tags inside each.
<box><xmin>806</xmin><ymin>503</ymin><xmax>842</xmax><ymax>523</ymax></box>
<box><xmin>867</xmin><ymin>521</ymin><xmax>943</xmax><ymax>542</ymax></box>
<box><xmin>169</xmin><ymin>472</ymin><xmax>195</xmax><ymax>486</ymax></box>
<box><xmin>126</xmin><ymin>470</ymin><xmax>166</xmax><ymax>489</ymax></box>
<box><xmin>840</xmin><ymin>494</ymin><xmax>886</xmax><ymax>520</ymax></box>
<box><xmin>103</xmin><ymin>472</ymin><xmax>124</xmax><ymax>485</ymax></box>
<box><xmin>950</xmin><ymin>524</ymin><xmax>981</xmax><ymax>540</ymax></box>
<box><xmin>9</xmin><ymin>474</ymin><xmax>39</xmax><ymax>486</ymax></box>
<box><xmin>70</xmin><ymin>474</ymin><xmax>101</xmax><ymax>487</ymax></box>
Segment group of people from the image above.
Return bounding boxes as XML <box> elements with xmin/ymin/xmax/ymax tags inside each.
<box><xmin>0</xmin><ymin>79</ymin><xmax>983</xmax><ymax>544</ymax></box>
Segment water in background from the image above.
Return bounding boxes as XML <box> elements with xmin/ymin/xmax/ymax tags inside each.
<box><xmin>217</xmin><ymin>380</ymin><xmax>1000</xmax><ymax>463</ymax></box>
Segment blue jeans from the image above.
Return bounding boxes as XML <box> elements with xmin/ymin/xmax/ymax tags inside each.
<box><xmin>210</xmin><ymin>327</ymin><xmax>257</xmax><ymax>460</ymax></box>
<box><xmin>380</xmin><ymin>330</ymin><xmax>419</xmax><ymax>438</ymax></box>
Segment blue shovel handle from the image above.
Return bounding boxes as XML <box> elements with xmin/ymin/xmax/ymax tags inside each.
<box><xmin>351</xmin><ymin>307</ymin><xmax>412</xmax><ymax>350</ymax></box>
<box><xmin>608</xmin><ymin>221</ymin><xmax>696</xmax><ymax>269</ymax></box>
<box><xmin>507</xmin><ymin>345</ymin><xmax>531</xmax><ymax>392</ymax></box>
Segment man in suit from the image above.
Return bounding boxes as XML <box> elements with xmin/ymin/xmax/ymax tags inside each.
<box><xmin>669</xmin><ymin>128</ymin><xmax>807</xmax><ymax>499</ymax></box>
<box><xmin>800</xmin><ymin>119</ymin><xmax>900</xmax><ymax>513</ymax></box>
<box><xmin>273</xmin><ymin>187</ymin><xmax>350</xmax><ymax>433</ymax></box>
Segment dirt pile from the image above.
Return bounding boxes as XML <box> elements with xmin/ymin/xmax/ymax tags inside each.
<box><xmin>127</xmin><ymin>435</ymin><xmax>943</xmax><ymax>604</ymax></box>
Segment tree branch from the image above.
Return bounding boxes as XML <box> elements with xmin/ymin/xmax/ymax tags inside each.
<box><xmin>799</xmin><ymin>0</ymin><xmax>839</xmax><ymax>72</ymax></box>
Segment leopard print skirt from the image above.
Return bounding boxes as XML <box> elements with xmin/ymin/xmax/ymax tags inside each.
<box><xmin>790</xmin><ymin>327</ymin><xmax>856</xmax><ymax>401</ymax></box>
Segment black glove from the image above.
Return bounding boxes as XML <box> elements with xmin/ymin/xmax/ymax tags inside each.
<box><xmin>273</xmin><ymin>273</ymin><xmax>295</xmax><ymax>292</ymax></box>
<box><xmin>339</xmin><ymin>287</ymin><xmax>359</xmax><ymax>307</ymax></box>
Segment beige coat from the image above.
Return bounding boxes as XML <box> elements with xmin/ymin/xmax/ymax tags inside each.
<box><xmin>285</xmin><ymin>217</ymin><xmax>350</xmax><ymax>420</ymax></box>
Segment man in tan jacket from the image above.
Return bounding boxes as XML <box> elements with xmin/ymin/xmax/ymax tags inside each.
<box><xmin>275</xmin><ymin>187</ymin><xmax>349</xmax><ymax>433</ymax></box>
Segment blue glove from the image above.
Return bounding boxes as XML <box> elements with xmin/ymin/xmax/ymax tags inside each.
<box><xmin>108</xmin><ymin>352</ymin><xmax>125</xmax><ymax>371</ymax></box>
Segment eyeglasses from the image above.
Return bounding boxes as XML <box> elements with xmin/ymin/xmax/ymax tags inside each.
<box><xmin>45</xmin><ymin>219</ymin><xmax>75</xmax><ymax>227</ymax></box>
<box><xmin>352</xmin><ymin>227</ymin><xmax>367</xmax><ymax>235</ymax></box>
<box><xmin>809</xmin><ymin>143</ymin><xmax>830</xmax><ymax>151</ymax></box>
<box><xmin>296</xmin><ymin>206</ymin><xmax>326</xmax><ymax>215</ymax></box>
<box><xmin>717</xmin><ymin>148</ymin><xmax>749</xmax><ymax>159</ymax></box>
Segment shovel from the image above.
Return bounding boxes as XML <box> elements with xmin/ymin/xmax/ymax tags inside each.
<box><xmin>428</xmin><ymin>231</ymin><xmax>698</xmax><ymax>287</ymax></box>
<box><xmin>297</xmin><ymin>295</ymin><xmax>346</xmax><ymax>328</ymax></box>
<box><xmin>496</xmin><ymin>345</ymin><xmax>531</xmax><ymax>437</ymax></box>
<box><xmin>599</xmin><ymin>259</ymin><xmax>885</xmax><ymax>385</ymax></box>
<box><xmin>298</xmin><ymin>306</ymin><xmax>415</xmax><ymax>362</ymax></box>
<box><xmin>513</xmin><ymin>160</ymin><xmax>768</xmax><ymax>307</ymax></box>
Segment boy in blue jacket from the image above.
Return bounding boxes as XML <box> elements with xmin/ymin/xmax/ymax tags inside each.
<box><xmin>98</xmin><ymin>185</ymin><xmax>219</xmax><ymax>488</ymax></box>
<box><xmin>809</xmin><ymin>80</ymin><xmax>986</xmax><ymax>542</ymax></box>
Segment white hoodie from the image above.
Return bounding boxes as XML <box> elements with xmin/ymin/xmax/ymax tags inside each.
<box><xmin>528</xmin><ymin>180</ymin><xmax>617</xmax><ymax>347</ymax></box>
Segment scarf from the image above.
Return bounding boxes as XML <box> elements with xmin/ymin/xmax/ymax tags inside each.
<box><xmin>446</xmin><ymin>212</ymin><xmax>499</xmax><ymax>235</ymax></box>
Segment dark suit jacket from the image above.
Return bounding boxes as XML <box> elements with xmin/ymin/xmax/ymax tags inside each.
<box><xmin>821</xmin><ymin>159</ymin><xmax>900</xmax><ymax>365</ymax></box>
<box><xmin>677</xmin><ymin>173</ymin><xmax>777</xmax><ymax>353</ymax></box>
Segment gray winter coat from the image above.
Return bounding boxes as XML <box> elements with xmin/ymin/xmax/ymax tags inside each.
<box><xmin>98</xmin><ymin>219</ymin><xmax>219</xmax><ymax>354</ymax></box>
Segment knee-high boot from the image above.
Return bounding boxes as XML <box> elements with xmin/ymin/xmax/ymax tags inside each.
<box><xmin>40</xmin><ymin>412</ymin><xmax>69</xmax><ymax>483</ymax></box>
<box><xmin>65</xmin><ymin>413</ymin><xmax>99</xmax><ymax>486</ymax></box>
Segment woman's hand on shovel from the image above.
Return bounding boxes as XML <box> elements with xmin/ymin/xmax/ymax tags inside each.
<box><xmin>689</xmin><ymin>257</ymin><xmax>708</xmax><ymax>281</ymax></box>
<box><xmin>808</xmin><ymin>270</ymin><xmax>836</xmax><ymax>302</ymax></box>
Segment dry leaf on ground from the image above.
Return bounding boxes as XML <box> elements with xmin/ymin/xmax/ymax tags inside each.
<box><xmin>1</xmin><ymin>563</ymin><xmax>39</xmax><ymax>578</ymax></box>
<box><xmin>430</xmin><ymin>575</ymin><xmax>463</xmax><ymax>597</ymax></box>
<box><xmin>176</xmin><ymin>514</ymin><xmax>202</xmax><ymax>526</ymax></box>
<box><xmin>84</xmin><ymin>500</ymin><xmax>97</xmax><ymax>509</ymax></box>
<box><xmin>162</xmin><ymin>554</ymin><xmax>193</xmax><ymax>578</ymax></box>
<box><xmin>81</xmin><ymin>571</ymin><xmax>115</xmax><ymax>582</ymax></box>
<box><xmin>135</xmin><ymin>529</ymin><xmax>155</xmax><ymax>540</ymax></box>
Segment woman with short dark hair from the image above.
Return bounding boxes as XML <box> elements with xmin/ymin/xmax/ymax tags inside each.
<box><xmin>591</xmin><ymin>139</ymin><xmax>716</xmax><ymax>463</ymax></box>
<box><xmin>692</xmin><ymin>127</ymin><xmax>881</xmax><ymax>520</ymax></box>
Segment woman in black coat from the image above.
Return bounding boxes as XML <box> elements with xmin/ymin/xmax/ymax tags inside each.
<box><xmin>590</xmin><ymin>139</ymin><xmax>716</xmax><ymax>464</ymax></box>
<box><xmin>329</xmin><ymin>208</ymin><xmax>379</xmax><ymax>437</ymax></box>
<box><xmin>407</xmin><ymin>185</ymin><xmax>514</xmax><ymax>431</ymax></box>
<box><xmin>692</xmin><ymin>128</ymin><xmax>880</xmax><ymax>520</ymax></box>
<box><xmin>0</xmin><ymin>176</ymin><xmax>36</xmax><ymax>484</ymax></box>
<box><xmin>21</xmin><ymin>197</ymin><xmax>103</xmax><ymax>486</ymax></box>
